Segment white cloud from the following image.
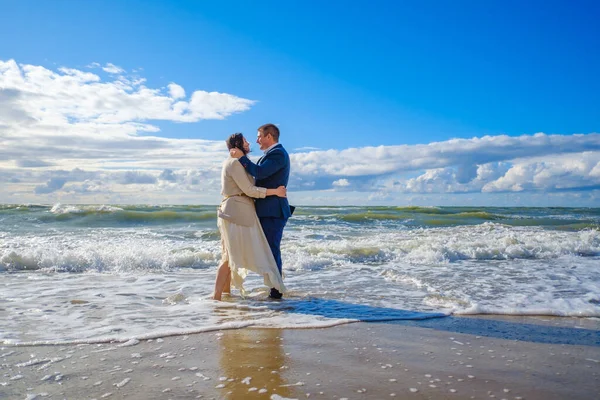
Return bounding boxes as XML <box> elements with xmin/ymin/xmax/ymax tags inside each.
<box><xmin>347</xmin><ymin>151</ymin><xmax>600</xmax><ymax>197</ymax></box>
<box><xmin>0</xmin><ymin>59</ymin><xmax>254</xmax><ymax>171</ymax></box>
<box><xmin>0</xmin><ymin>59</ymin><xmax>255</xmax><ymax>129</ymax></box>
<box><xmin>1</xmin><ymin>58</ymin><xmax>599</xmax><ymax>206</ymax></box>
<box><xmin>287</xmin><ymin>134</ymin><xmax>600</xmax><ymax>202</ymax></box>
<box><xmin>102</xmin><ymin>63</ymin><xmax>124</xmax><ymax>74</ymax></box>
<box><xmin>294</xmin><ymin>146</ymin><xmax>321</xmax><ymax>152</ymax></box>
<box><xmin>332</xmin><ymin>178</ymin><xmax>350</xmax><ymax>187</ymax></box>
<box><xmin>65</xmin><ymin>180</ymin><xmax>107</xmax><ymax>194</ymax></box>
<box><xmin>168</xmin><ymin>83</ymin><xmax>186</xmax><ymax>99</ymax></box>
<box><xmin>482</xmin><ymin>152</ymin><xmax>600</xmax><ymax>193</ymax></box>
<box><xmin>290</xmin><ymin>133</ymin><xmax>600</xmax><ymax>177</ymax></box>
<box><xmin>0</xmin><ymin>59</ymin><xmax>257</xmax><ymax>203</ymax></box>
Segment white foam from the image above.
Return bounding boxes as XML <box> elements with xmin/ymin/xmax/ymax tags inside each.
<box><xmin>114</xmin><ymin>378</ymin><xmax>130</xmax><ymax>388</ymax></box>
<box><xmin>50</xmin><ymin>203</ymin><xmax>123</xmax><ymax>215</ymax></box>
<box><xmin>0</xmin><ymin>228</ymin><xmax>219</xmax><ymax>272</ymax></box>
<box><xmin>2</xmin><ymin>320</ymin><xmax>257</xmax><ymax>346</ymax></box>
<box><xmin>458</xmin><ymin>300</ymin><xmax>600</xmax><ymax>318</ymax></box>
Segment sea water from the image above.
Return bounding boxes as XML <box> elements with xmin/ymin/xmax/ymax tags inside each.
<box><xmin>1</xmin><ymin>204</ymin><xmax>599</xmax><ymax>345</ymax></box>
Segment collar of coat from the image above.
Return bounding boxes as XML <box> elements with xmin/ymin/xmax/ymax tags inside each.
<box><xmin>263</xmin><ymin>143</ymin><xmax>282</xmax><ymax>154</ymax></box>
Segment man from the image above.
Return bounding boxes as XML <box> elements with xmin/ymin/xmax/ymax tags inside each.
<box><xmin>230</xmin><ymin>123</ymin><xmax>292</xmax><ymax>299</ymax></box>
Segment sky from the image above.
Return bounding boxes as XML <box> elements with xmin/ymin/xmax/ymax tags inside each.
<box><xmin>1</xmin><ymin>0</ymin><xmax>599</xmax><ymax>206</ymax></box>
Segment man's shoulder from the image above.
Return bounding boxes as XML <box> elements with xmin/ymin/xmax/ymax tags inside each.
<box><xmin>267</xmin><ymin>144</ymin><xmax>288</xmax><ymax>157</ymax></box>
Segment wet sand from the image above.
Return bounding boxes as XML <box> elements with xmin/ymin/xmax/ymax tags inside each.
<box><xmin>1</xmin><ymin>316</ymin><xmax>599</xmax><ymax>399</ymax></box>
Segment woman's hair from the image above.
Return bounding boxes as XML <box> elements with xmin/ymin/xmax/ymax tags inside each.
<box><xmin>226</xmin><ymin>132</ymin><xmax>248</xmax><ymax>155</ymax></box>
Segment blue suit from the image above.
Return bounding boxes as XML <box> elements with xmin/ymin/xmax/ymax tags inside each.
<box><xmin>239</xmin><ymin>144</ymin><xmax>291</xmax><ymax>276</ymax></box>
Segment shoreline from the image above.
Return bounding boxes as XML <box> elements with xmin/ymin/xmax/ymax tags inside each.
<box><xmin>1</xmin><ymin>315</ymin><xmax>599</xmax><ymax>399</ymax></box>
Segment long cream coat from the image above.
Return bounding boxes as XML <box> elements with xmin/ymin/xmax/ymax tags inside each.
<box><xmin>217</xmin><ymin>157</ymin><xmax>285</xmax><ymax>295</ymax></box>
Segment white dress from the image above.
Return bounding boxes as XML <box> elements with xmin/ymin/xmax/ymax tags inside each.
<box><xmin>218</xmin><ymin>158</ymin><xmax>286</xmax><ymax>295</ymax></box>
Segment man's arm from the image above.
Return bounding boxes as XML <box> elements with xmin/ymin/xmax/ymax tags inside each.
<box><xmin>228</xmin><ymin>161</ymin><xmax>287</xmax><ymax>198</ymax></box>
<box><xmin>238</xmin><ymin>151</ymin><xmax>286</xmax><ymax>181</ymax></box>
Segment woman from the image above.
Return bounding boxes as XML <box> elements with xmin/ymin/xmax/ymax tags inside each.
<box><xmin>213</xmin><ymin>133</ymin><xmax>287</xmax><ymax>300</ymax></box>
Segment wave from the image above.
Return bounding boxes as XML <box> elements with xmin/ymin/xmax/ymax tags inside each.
<box><xmin>422</xmin><ymin>293</ymin><xmax>600</xmax><ymax>318</ymax></box>
<box><xmin>50</xmin><ymin>203</ymin><xmax>123</xmax><ymax>214</ymax></box>
<box><xmin>290</xmin><ymin>224</ymin><xmax>600</xmax><ymax>265</ymax></box>
<box><xmin>116</xmin><ymin>210</ymin><xmax>216</xmax><ymax>222</ymax></box>
<box><xmin>340</xmin><ymin>213</ymin><xmax>409</xmax><ymax>222</ymax></box>
<box><xmin>393</xmin><ymin>206</ymin><xmax>501</xmax><ymax>217</ymax></box>
<box><xmin>326</xmin><ymin>210</ymin><xmax>503</xmax><ymax>223</ymax></box>
<box><xmin>4</xmin><ymin>299</ymin><xmax>597</xmax><ymax>347</ymax></box>
<box><xmin>446</xmin><ymin>211</ymin><xmax>500</xmax><ymax>220</ymax></box>
<box><xmin>34</xmin><ymin>204</ymin><xmax>218</xmax><ymax>223</ymax></box>
<box><xmin>301</xmin><ymin>244</ymin><xmax>393</xmax><ymax>264</ymax></box>
<box><xmin>0</xmin><ymin>204</ymin><xmax>48</xmax><ymax>211</ymax></box>
<box><xmin>2</xmin><ymin>204</ymin><xmax>599</xmax><ymax>231</ymax></box>
<box><xmin>455</xmin><ymin>305</ymin><xmax>600</xmax><ymax>318</ymax></box>
<box><xmin>0</xmin><ymin>321</ymin><xmax>258</xmax><ymax>346</ymax></box>
<box><xmin>3</xmin><ymin>223</ymin><xmax>599</xmax><ymax>273</ymax></box>
<box><xmin>0</xmin><ymin>244</ymin><xmax>219</xmax><ymax>272</ymax></box>
<box><xmin>553</xmin><ymin>223</ymin><xmax>600</xmax><ymax>231</ymax></box>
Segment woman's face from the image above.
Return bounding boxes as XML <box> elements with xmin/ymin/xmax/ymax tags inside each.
<box><xmin>242</xmin><ymin>137</ymin><xmax>250</xmax><ymax>153</ymax></box>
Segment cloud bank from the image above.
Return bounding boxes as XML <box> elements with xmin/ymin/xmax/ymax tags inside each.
<box><xmin>290</xmin><ymin>134</ymin><xmax>600</xmax><ymax>196</ymax></box>
<box><xmin>1</xmin><ymin>59</ymin><xmax>598</xmax><ymax>206</ymax></box>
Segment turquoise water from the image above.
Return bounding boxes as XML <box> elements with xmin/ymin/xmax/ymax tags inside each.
<box><xmin>3</xmin><ymin>204</ymin><xmax>600</xmax><ymax>232</ymax></box>
<box><xmin>1</xmin><ymin>203</ymin><xmax>599</xmax><ymax>344</ymax></box>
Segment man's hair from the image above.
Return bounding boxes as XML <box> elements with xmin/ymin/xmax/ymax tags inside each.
<box><xmin>226</xmin><ymin>133</ymin><xmax>248</xmax><ymax>155</ymax></box>
<box><xmin>258</xmin><ymin>123</ymin><xmax>280</xmax><ymax>142</ymax></box>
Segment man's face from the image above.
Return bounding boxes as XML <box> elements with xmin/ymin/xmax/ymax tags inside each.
<box><xmin>256</xmin><ymin>131</ymin><xmax>271</xmax><ymax>151</ymax></box>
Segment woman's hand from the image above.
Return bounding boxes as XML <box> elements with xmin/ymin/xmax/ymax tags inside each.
<box><xmin>265</xmin><ymin>186</ymin><xmax>287</xmax><ymax>197</ymax></box>
<box><xmin>275</xmin><ymin>185</ymin><xmax>287</xmax><ymax>197</ymax></box>
<box><xmin>230</xmin><ymin>148</ymin><xmax>243</xmax><ymax>158</ymax></box>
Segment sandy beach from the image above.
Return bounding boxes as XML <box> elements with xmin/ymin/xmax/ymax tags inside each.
<box><xmin>1</xmin><ymin>315</ymin><xmax>599</xmax><ymax>400</ymax></box>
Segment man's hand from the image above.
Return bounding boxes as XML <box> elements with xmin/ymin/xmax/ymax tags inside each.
<box><xmin>230</xmin><ymin>148</ymin><xmax>243</xmax><ymax>159</ymax></box>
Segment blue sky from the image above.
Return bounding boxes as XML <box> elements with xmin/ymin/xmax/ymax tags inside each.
<box><xmin>1</xmin><ymin>0</ymin><xmax>599</xmax><ymax>206</ymax></box>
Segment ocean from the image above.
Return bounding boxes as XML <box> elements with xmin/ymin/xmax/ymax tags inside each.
<box><xmin>1</xmin><ymin>204</ymin><xmax>599</xmax><ymax>345</ymax></box>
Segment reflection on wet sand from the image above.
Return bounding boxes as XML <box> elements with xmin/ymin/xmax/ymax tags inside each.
<box><xmin>218</xmin><ymin>328</ymin><xmax>294</xmax><ymax>399</ymax></box>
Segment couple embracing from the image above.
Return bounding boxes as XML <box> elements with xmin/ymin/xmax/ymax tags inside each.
<box><xmin>213</xmin><ymin>123</ymin><xmax>292</xmax><ymax>301</ymax></box>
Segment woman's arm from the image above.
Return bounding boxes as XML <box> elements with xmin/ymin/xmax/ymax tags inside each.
<box><xmin>266</xmin><ymin>186</ymin><xmax>287</xmax><ymax>197</ymax></box>
<box><xmin>229</xmin><ymin>160</ymin><xmax>286</xmax><ymax>198</ymax></box>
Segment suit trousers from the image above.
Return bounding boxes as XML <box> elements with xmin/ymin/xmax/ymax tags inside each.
<box><xmin>259</xmin><ymin>217</ymin><xmax>288</xmax><ymax>275</ymax></box>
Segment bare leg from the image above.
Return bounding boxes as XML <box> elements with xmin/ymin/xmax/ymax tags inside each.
<box><xmin>212</xmin><ymin>261</ymin><xmax>230</xmax><ymax>301</ymax></box>
<box><xmin>223</xmin><ymin>271</ymin><xmax>231</xmax><ymax>294</ymax></box>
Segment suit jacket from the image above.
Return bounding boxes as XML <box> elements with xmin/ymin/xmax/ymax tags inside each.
<box><xmin>239</xmin><ymin>143</ymin><xmax>291</xmax><ymax>219</ymax></box>
<box><xmin>218</xmin><ymin>157</ymin><xmax>266</xmax><ymax>227</ymax></box>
